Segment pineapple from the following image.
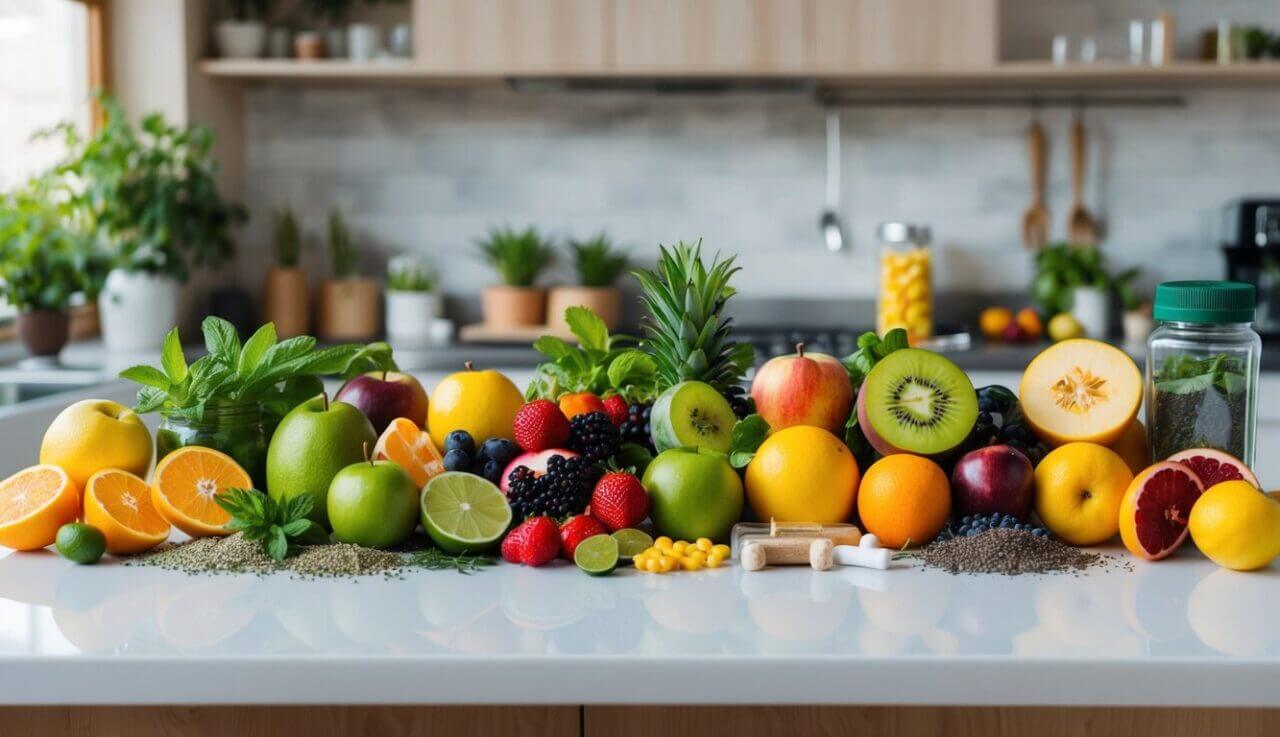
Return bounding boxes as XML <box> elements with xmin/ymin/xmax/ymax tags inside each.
<box><xmin>634</xmin><ymin>240</ymin><xmax>755</xmax><ymax>416</ymax></box>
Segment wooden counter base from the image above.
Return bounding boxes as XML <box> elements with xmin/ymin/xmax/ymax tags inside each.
<box><xmin>6</xmin><ymin>706</ymin><xmax>1280</xmax><ymax>736</ymax></box>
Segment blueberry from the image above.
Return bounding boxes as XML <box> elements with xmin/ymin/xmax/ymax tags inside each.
<box><xmin>481</xmin><ymin>458</ymin><xmax>503</xmax><ymax>484</ymax></box>
<box><xmin>443</xmin><ymin>448</ymin><xmax>472</xmax><ymax>473</ymax></box>
<box><xmin>961</xmin><ymin>516</ymin><xmax>972</xmax><ymax>524</ymax></box>
<box><xmin>482</xmin><ymin>438</ymin><xmax>518</xmax><ymax>466</ymax></box>
<box><xmin>444</xmin><ymin>430</ymin><xmax>475</xmax><ymax>456</ymax></box>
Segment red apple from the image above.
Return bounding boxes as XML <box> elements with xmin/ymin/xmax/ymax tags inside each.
<box><xmin>950</xmin><ymin>444</ymin><xmax>1034</xmax><ymax>520</ymax></box>
<box><xmin>335</xmin><ymin>370</ymin><xmax>430</xmax><ymax>434</ymax></box>
<box><xmin>749</xmin><ymin>343</ymin><xmax>852</xmax><ymax>435</ymax></box>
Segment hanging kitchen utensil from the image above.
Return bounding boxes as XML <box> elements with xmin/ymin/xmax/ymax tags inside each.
<box><xmin>1021</xmin><ymin>115</ymin><xmax>1050</xmax><ymax>250</ymax></box>
<box><xmin>820</xmin><ymin>110</ymin><xmax>847</xmax><ymax>252</ymax></box>
<box><xmin>1067</xmin><ymin>108</ymin><xmax>1099</xmax><ymax>246</ymax></box>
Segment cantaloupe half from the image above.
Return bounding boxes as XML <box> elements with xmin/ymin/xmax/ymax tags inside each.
<box><xmin>1020</xmin><ymin>339</ymin><xmax>1142</xmax><ymax>447</ymax></box>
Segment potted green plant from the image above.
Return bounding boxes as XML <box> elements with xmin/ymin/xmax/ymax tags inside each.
<box><xmin>304</xmin><ymin>0</ymin><xmax>353</xmax><ymax>58</ymax></box>
<box><xmin>384</xmin><ymin>255</ymin><xmax>440</xmax><ymax>349</ymax></box>
<box><xmin>1031</xmin><ymin>243</ymin><xmax>1140</xmax><ymax>340</ymax></box>
<box><xmin>0</xmin><ymin>179</ymin><xmax>99</xmax><ymax>358</ymax></box>
<box><xmin>263</xmin><ymin>207</ymin><xmax>309</xmax><ymax>338</ymax></box>
<box><xmin>47</xmin><ymin>96</ymin><xmax>245</xmax><ymax>352</ymax></box>
<box><xmin>548</xmin><ymin>233</ymin><xmax>629</xmax><ymax>332</ymax></box>
<box><xmin>217</xmin><ymin>0</ymin><xmax>273</xmax><ymax>58</ymax></box>
<box><xmin>477</xmin><ymin>225</ymin><xmax>554</xmax><ymax>328</ymax></box>
<box><xmin>317</xmin><ymin>208</ymin><xmax>379</xmax><ymax>340</ymax></box>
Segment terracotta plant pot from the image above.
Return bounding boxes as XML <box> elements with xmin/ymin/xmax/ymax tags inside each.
<box><xmin>294</xmin><ymin>31</ymin><xmax>324</xmax><ymax>60</ymax></box>
<box><xmin>17</xmin><ymin>309</ymin><xmax>70</xmax><ymax>358</ymax></box>
<box><xmin>482</xmin><ymin>286</ymin><xmax>546</xmax><ymax>328</ymax></box>
<box><xmin>546</xmin><ymin>286</ymin><xmax>621</xmax><ymax>331</ymax></box>
<box><xmin>264</xmin><ymin>267</ymin><xmax>311</xmax><ymax>338</ymax></box>
<box><xmin>317</xmin><ymin>277</ymin><xmax>380</xmax><ymax>341</ymax></box>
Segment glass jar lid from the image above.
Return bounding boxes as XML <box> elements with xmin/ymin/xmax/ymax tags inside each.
<box><xmin>1152</xmin><ymin>280</ymin><xmax>1255</xmax><ymax>324</ymax></box>
<box><xmin>876</xmin><ymin>222</ymin><xmax>931</xmax><ymax>246</ymax></box>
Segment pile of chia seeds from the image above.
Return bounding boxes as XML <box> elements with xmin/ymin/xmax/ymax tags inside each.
<box><xmin>920</xmin><ymin>528</ymin><xmax>1117</xmax><ymax>576</ymax></box>
<box><xmin>127</xmin><ymin>533</ymin><xmax>406</xmax><ymax>578</ymax></box>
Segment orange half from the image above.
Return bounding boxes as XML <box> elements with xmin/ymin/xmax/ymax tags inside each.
<box><xmin>152</xmin><ymin>447</ymin><xmax>252</xmax><ymax>538</ymax></box>
<box><xmin>0</xmin><ymin>464</ymin><xmax>80</xmax><ymax>551</ymax></box>
<box><xmin>374</xmin><ymin>417</ymin><xmax>445</xmax><ymax>489</ymax></box>
<box><xmin>85</xmin><ymin>469</ymin><xmax>171</xmax><ymax>555</ymax></box>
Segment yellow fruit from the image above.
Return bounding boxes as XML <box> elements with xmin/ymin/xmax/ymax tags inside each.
<box><xmin>1034</xmin><ymin>442</ymin><xmax>1133</xmax><ymax>546</ymax></box>
<box><xmin>1047</xmin><ymin>312</ymin><xmax>1084</xmax><ymax>342</ymax></box>
<box><xmin>0</xmin><ymin>465</ymin><xmax>80</xmax><ymax>551</ymax></box>
<box><xmin>426</xmin><ymin>363</ymin><xmax>524</xmax><ymax>453</ymax></box>
<box><xmin>745</xmin><ymin>426</ymin><xmax>860</xmax><ymax>524</ymax></box>
<box><xmin>40</xmin><ymin>399</ymin><xmax>153</xmax><ymax>490</ymax></box>
<box><xmin>1020</xmin><ymin>339</ymin><xmax>1142</xmax><ymax>447</ymax></box>
<box><xmin>979</xmin><ymin>307</ymin><xmax>1014</xmax><ymax>340</ymax></box>
<box><xmin>1107</xmin><ymin>420</ymin><xmax>1150</xmax><ymax>476</ymax></box>
<box><xmin>152</xmin><ymin>446</ymin><xmax>253</xmax><ymax>538</ymax></box>
<box><xmin>84</xmin><ymin>469</ymin><xmax>171</xmax><ymax>555</ymax></box>
<box><xmin>1188</xmin><ymin>480</ymin><xmax>1280</xmax><ymax>571</ymax></box>
<box><xmin>856</xmin><ymin>455</ymin><xmax>950</xmax><ymax>549</ymax></box>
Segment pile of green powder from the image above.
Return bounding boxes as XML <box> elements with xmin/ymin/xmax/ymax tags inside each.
<box><xmin>920</xmin><ymin>528</ymin><xmax>1120</xmax><ymax>576</ymax></box>
<box><xmin>127</xmin><ymin>533</ymin><xmax>406</xmax><ymax>578</ymax></box>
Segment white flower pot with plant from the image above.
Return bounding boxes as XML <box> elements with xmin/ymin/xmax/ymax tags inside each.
<box><xmin>216</xmin><ymin>0</ymin><xmax>271</xmax><ymax>58</ymax></box>
<box><xmin>385</xmin><ymin>255</ymin><xmax>441</xmax><ymax>349</ymax></box>
<box><xmin>54</xmin><ymin>97</ymin><xmax>245</xmax><ymax>353</ymax></box>
<box><xmin>317</xmin><ymin>208</ymin><xmax>380</xmax><ymax>341</ymax></box>
<box><xmin>478</xmin><ymin>225</ymin><xmax>554</xmax><ymax>328</ymax></box>
<box><xmin>547</xmin><ymin>233</ymin><xmax>628</xmax><ymax>332</ymax></box>
<box><xmin>347</xmin><ymin>23</ymin><xmax>381</xmax><ymax>60</ymax></box>
<box><xmin>1032</xmin><ymin>244</ymin><xmax>1141</xmax><ymax>341</ymax></box>
<box><xmin>263</xmin><ymin>207</ymin><xmax>310</xmax><ymax>338</ymax></box>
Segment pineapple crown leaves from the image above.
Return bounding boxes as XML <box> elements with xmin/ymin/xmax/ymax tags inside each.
<box><xmin>633</xmin><ymin>240</ymin><xmax>753</xmax><ymax>392</ymax></box>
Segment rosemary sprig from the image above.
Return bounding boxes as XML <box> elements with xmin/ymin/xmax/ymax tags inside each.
<box><xmin>410</xmin><ymin>547</ymin><xmax>498</xmax><ymax>574</ymax></box>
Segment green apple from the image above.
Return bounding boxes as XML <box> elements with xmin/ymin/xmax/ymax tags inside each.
<box><xmin>642</xmin><ymin>447</ymin><xmax>743</xmax><ymax>543</ymax></box>
<box><xmin>266</xmin><ymin>394</ymin><xmax>377</xmax><ymax>528</ymax></box>
<box><xmin>327</xmin><ymin>460</ymin><xmax>419</xmax><ymax>549</ymax></box>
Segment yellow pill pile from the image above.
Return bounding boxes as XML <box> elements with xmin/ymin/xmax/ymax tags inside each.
<box><xmin>633</xmin><ymin>536</ymin><xmax>731</xmax><ymax>573</ymax></box>
<box><xmin>877</xmin><ymin>246</ymin><xmax>932</xmax><ymax>344</ymax></box>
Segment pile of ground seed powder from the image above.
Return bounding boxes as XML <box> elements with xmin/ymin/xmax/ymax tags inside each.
<box><xmin>126</xmin><ymin>532</ymin><xmax>406</xmax><ymax>578</ymax></box>
<box><xmin>920</xmin><ymin>528</ymin><xmax>1120</xmax><ymax>576</ymax></box>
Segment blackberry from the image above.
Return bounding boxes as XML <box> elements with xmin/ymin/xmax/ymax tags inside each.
<box><xmin>619</xmin><ymin>402</ymin><xmax>655</xmax><ymax>453</ymax></box>
<box><xmin>505</xmin><ymin>454</ymin><xmax>593</xmax><ymax>522</ymax></box>
<box><xmin>567</xmin><ymin>411</ymin><xmax>620</xmax><ymax>465</ymax></box>
<box><xmin>721</xmin><ymin>384</ymin><xmax>755</xmax><ymax>419</ymax></box>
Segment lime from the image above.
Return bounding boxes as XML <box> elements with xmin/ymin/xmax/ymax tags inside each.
<box><xmin>421</xmin><ymin>472</ymin><xmax>512</xmax><ymax>554</ymax></box>
<box><xmin>574</xmin><ymin>534</ymin><xmax>619</xmax><ymax>576</ymax></box>
<box><xmin>610</xmin><ymin>528</ymin><xmax>653</xmax><ymax>560</ymax></box>
<box><xmin>55</xmin><ymin>523</ymin><xmax>106</xmax><ymax>565</ymax></box>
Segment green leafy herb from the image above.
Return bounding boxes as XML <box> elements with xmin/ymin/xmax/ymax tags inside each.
<box><xmin>387</xmin><ymin>256</ymin><xmax>437</xmax><ymax>292</ymax></box>
<box><xmin>728</xmin><ymin>414</ymin><xmax>769</xmax><ymax>469</ymax></box>
<box><xmin>840</xmin><ymin>328</ymin><xmax>910</xmax><ymax>468</ymax></box>
<box><xmin>409</xmin><ymin>547</ymin><xmax>498</xmax><ymax>574</ymax></box>
<box><xmin>0</xmin><ymin>175</ymin><xmax>106</xmax><ymax>309</ymax></box>
<box><xmin>328</xmin><ymin>208</ymin><xmax>358</xmax><ymax>278</ymax></box>
<box><xmin>477</xmin><ymin>224</ymin><xmax>554</xmax><ymax>287</ymax></box>
<box><xmin>214</xmin><ymin>488</ymin><xmax>328</xmax><ymax>562</ymax></box>
<box><xmin>272</xmin><ymin>207</ymin><xmax>301</xmax><ymax>268</ymax></box>
<box><xmin>1031</xmin><ymin>243</ymin><xmax>1143</xmax><ymax>316</ymax></box>
<box><xmin>1151</xmin><ymin>352</ymin><xmax>1249</xmax><ymax>460</ymax></box>
<box><xmin>121</xmin><ymin>316</ymin><xmax>397</xmax><ymax>426</ymax></box>
<box><xmin>525</xmin><ymin>306</ymin><xmax>658</xmax><ymax>403</ymax></box>
<box><xmin>568</xmin><ymin>233</ymin><xmax>630</xmax><ymax>287</ymax></box>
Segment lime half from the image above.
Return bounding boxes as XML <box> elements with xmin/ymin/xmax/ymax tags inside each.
<box><xmin>421</xmin><ymin>472</ymin><xmax>512</xmax><ymax>554</ymax></box>
<box><xmin>610</xmin><ymin>528</ymin><xmax>653</xmax><ymax>560</ymax></box>
<box><xmin>574</xmin><ymin>534</ymin><xmax>619</xmax><ymax>576</ymax></box>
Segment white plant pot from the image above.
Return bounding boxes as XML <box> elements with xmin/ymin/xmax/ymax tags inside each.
<box><xmin>98</xmin><ymin>270</ymin><xmax>180</xmax><ymax>353</ymax></box>
<box><xmin>347</xmin><ymin>23</ymin><xmax>381</xmax><ymax>61</ymax></box>
<box><xmin>385</xmin><ymin>290</ymin><xmax>443</xmax><ymax>349</ymax></box>
<box><xmin>1123</xmin><ymin>310</ymin><xmax>1154</xmax><ymax>345</ymax></box>
<box><xmin>1070</xmin><ymin>286</ymin><xmax>1112</xmax><ymax>339</ymax></box>
<box><xmin>215</xmin><ymin>20</ymin><xmax>267</xmax><ymax>59</ymax></box>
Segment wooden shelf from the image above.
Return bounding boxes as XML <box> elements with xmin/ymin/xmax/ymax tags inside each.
<box><xmin>199</xmin><ymin>59</ymin><xmax>1280</xmax><ymax>91</ymax></box>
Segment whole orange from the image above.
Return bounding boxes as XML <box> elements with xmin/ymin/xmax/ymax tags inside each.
<box><xmin>1015</xmin><ymin>308</ymin><xmax>1043</xmax><ymax>340</ymax></box>
<box><xmin>978</xmin><ymin>307</ymin><xmax>1013</xmax><ymax>340</ymax></box>
<box><xmin>856</xmin><ymin>455</ymin><xmax>950</xmax><ymax>549</ymax></box>
<box><xmin>559</xmin><ymin>392</ymin><xmax>606</xmax><ymax>420</ymax></box>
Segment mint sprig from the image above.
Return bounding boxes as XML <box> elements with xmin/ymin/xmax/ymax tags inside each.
<box><xmin>728</xmin><ymin>414</ymin><xmax>769</xmax><ymax>469</ymax></box>
<box><xmin>525</xmin><ymin>306</ymin><xmax>657</xmax><ymax>403</ymax></box>
<box><xmin>214</xmin><ymin>488</ymin><xmax>327</xmax><ymax>561</ymax></box>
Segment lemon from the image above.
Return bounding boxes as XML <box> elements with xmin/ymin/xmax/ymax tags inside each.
<box><xmin>1047</xmin><ymin>312</ymin><xmax>1084</xmax><ymax>342</ymax></box>
<box><xmin>1188</xmin><ymin>480</ymin><xmax>1280</xmax><ymax>571</ymax></box>
<box><xmin>744</xmin><ymin>425</ymin><xmax>859</xmax><ymax>524</ymax></box>
<box><xmin>426</xmin><ymin>363</ymin><xmax>524</xmax><ymax>453</ymax></box>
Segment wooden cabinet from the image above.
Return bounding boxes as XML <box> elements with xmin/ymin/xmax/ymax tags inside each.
<box><xmin>813</xmin><ymin>0</ymin><xmax>997</xmax><ymax>70</ymax></box>
<box><xmin>414</xmin><ymin>0</ymin><xmax>611</xmax><ymax>72</ymax></box>
<box><xmin>613</xmin><ymin>0</ymin><xmax>809</xmax><ymax>73</ymax></box>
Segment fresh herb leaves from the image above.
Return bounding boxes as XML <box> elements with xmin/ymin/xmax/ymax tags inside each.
<box><xmin>728</xmin><ymin>414</ymin><xmax>769</xmax><ymax>469</ymax></box>
<box><xmin>1151</xmin><ymin>352</ymin><xmax>1249</xmax><ymax>460</ymax></box>
<box><xmin>525</xmin><ymin>306</ymin><xmax>657</xmax><ymax>403</ymax></box>
<box><xmin>410</xmin><ymin>547</ymin><xmax>498</xmax><ymax>574</ymax></box>
<box><xmin>214</xmin><ymin>488</ymin><xmax>328</xmax><ymax>561</ymax></box>
<box><xmin>121</xmin><ymin>316</ymin><xmax>397</xmax><ymax>425</ymax></box>
<box><xmin>840</xmin><ymin>328</ymin><xmax>910</xmax><ymax>467</ymax></box>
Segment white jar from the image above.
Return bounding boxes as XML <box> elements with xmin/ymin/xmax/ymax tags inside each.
<box><xmin>98</xmin><ymin>269</ymin><xmax>180</xmax><ymax>352</ymax></box>
<box><xmin>385</xmin><ymin>290</ymin><xmax>443</xmax><ymax>349</ymax></box>
<box><xmin>347</xmin><ymin>23</ymin><xmax>381</xmax><ymax>60</ymax></box>
<box><xmin>1070</xmin><ymin>285</ymin><xmax>1111</xmax><ymax>339</ymax></box>
<box><xmin>215</xmin><ymin>20</ymin><xmax>267</xmax><ymax>59</ymax></box>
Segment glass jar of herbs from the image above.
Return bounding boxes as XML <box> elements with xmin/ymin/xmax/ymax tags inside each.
<box><xmin>1146</xmin><ymin>281</ymin><xmax>1260</xmax><ymax>466</ymax></box>
<box><xmin>156</xmin><ymin>401</ymin><xmax>269</xmax><ymax>488</ymax></box>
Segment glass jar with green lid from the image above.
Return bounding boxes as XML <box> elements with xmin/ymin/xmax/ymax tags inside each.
<box><xmin>156</xmin><ymin>401</ymin><xmax>269</xmax><ymax>488</ymax></box>
<box><xmin>1145</xmin><ymin>281</ymin><xmax>1260</xmax><ymax>465</ymax></box>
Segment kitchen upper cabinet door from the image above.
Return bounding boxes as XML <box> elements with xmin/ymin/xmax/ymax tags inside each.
<box><xmin>414</xmin><ymin>0</ymin><xmax>611</xmax><ymax>73</ymax></box>
<box><xmin>813</xmin><ymin>0</ymin><xmax>998</xmax><ymax>71</ymax></box>
<box><xmin>613</xmin><ymin>0</ymin><xmax>811</xmax><ymax>73</ymax></box>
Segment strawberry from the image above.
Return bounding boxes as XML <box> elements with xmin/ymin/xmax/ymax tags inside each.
<box><xmin>559</xmin><ymin>514</ymin><xmax>608</xmax><ymax>559</ymax></box>
<box><xmin>513</xmin><ymin>400</ymin><xmax>571</xmax><ymax>452</ymax></box>
<box><xmin>501</xmin><ymin>516</ymin><xmax>560</xmax><ymax>567</ymax></box>
<box><xmin>591</xmin><ymin>471</ymin><xmax>650</xmax><ymax>532</ymax></box>
<box><xmin>601</xmin><ymin>394</ymin><xmax>629</xmax><ymax>427</ymax></box>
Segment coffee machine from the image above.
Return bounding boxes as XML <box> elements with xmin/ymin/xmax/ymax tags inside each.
<box><xmin>1222</xmin><ymin>198</ymin><xmax>1280</xmax><ymax>335</ymax></box>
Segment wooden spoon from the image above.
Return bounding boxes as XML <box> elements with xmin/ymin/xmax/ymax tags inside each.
<box><xmin>1022</xmin><ymin>120</ymin><xmax>1049</xmax><ymax>250</ymax></box>
<box><xmin>1067</xmin><ymin>115</ymin><xmax>1099</xmax><ymax>245</ymax></box>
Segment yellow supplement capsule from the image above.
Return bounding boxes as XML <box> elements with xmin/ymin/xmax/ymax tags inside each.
<box><xmin>657</xmin><ymin>556</ymin><xmax>676</xmax><ymax>573</ymax></box>
<box><xmin>634</xmin><ymin>557</ymin><xmax>645</xmax><ymax>570</ymax></box>
<box><xmin>711</xmin><ymin>544</ymin><xmax>730</xmax><ymax>558</ymax></box>
<box><xmin>655</xmin><ymin>536</ymin><xmax>673</xmax><ymax>550</ymax></box>
<box><xmin>645</xmin><ymin>558</ymin><xmax>662</xmax><ymax>573</ymax></box>
<box><xmin>681</xmin><ymin>557</ymin><xmax>704</xmax><ymax>571</ymax></box>
<box><xmin>686</xmin><ymin>550</ymin><xmax>707</xmax><ymax>564</ymax></box>
<box><xmin>705</xmin><ymin>556</ymin><xmax>722</xmax><ymax>569</ymax></box>
<box><xmin>672</xmin><ymin>541</ymin><xmax>688</xmax><ymax>555</ymax></box>
<box><xmin>695</xmin><ymin>538</ymin><xmax>713</xmax><ymax>551</ymax></box>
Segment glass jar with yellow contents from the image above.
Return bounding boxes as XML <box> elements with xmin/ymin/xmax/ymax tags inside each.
<box><xmin>876</xmin><ymin>222</ymin><xmax>933</xmax><ymax>344</ymax></box>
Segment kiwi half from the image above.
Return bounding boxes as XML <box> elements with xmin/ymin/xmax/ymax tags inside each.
<box><xmin>650</xmin><ymin>381</ymin><xmax>736</xmax><ymax>454</ymax></box>
<box><xmin>856</xmin><ymin>349</ymin><xmax>978</xmax><ymax>456</ymax></box>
